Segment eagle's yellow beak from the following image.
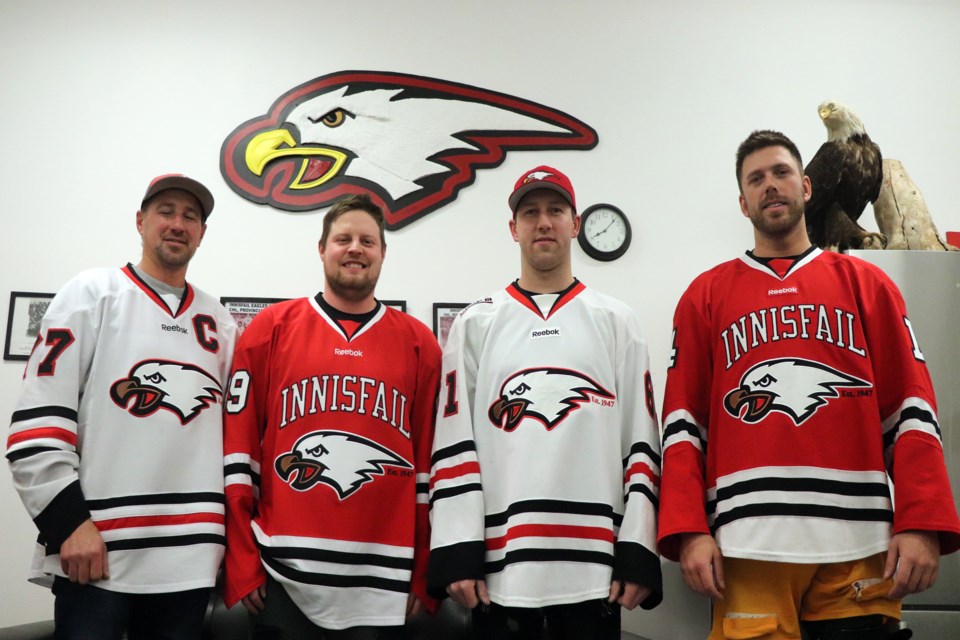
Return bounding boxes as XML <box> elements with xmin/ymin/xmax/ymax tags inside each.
<box><xmin>245</xmin><ymin>129</ymin><xmax>348</xmax><ymax>190</ymax></box>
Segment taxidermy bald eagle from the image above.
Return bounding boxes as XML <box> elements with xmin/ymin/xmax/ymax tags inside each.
<box><xmin>804</xmin><ymin>100</ymin><xmax>885</xmax><ymax>251</ymax></box>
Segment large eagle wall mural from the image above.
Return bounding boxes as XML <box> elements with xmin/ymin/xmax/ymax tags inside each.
<box><xmin>221</xmin><ymin>71</ymin><xmax>598</xmax><ymax>230</ymax></box>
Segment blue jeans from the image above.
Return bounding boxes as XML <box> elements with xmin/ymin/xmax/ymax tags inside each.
<box><xmin>52</xmin><ymin>576</ymin><xmax>210</xmax><ymax>640</ymax></box>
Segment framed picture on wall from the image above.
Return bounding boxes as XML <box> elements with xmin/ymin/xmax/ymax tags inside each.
<box><xmin>380</xmin><ymin>299</ymin><xmax>407</xmax><ymax>313</ymax></box>
<box><xmin>220</xmin><ymin>297</ymin><xmax>287</xmax><ymax>335</ymax></box>
<box><xmin>4</xmin><ymin>291</ymin><xmax>55</xmax><ymax>361</ymax></box>
<box><xmin>432</xmin><ymin>302</ymin><xmax>468</xmax><ymax>348</ymax></box>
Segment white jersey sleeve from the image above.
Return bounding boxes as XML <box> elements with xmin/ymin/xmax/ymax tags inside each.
<box><xmin>8</xmin><ymin>274</ymin><xmax>100</xmax><ymax>549</ymax></box>
<box><xmin>426</xmin><ymin>300</ymin><xmax>488</xmax><ymax>596</ymax></box>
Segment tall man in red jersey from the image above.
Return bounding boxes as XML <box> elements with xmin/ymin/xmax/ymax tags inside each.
<box><xmin>222</xmin><ymin>194</ymin><xmax>441</xmax><ymax>638</ymax></box>
<box><xmin>658</xmin><ymin>130</ymin><xmax>960</xmax><ymax>640</ymax></box>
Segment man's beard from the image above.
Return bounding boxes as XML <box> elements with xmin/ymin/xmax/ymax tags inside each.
<box><xmin>325</xmin><ymin>266</ymin><xmax>379</xmax><ymax>302</ymax></box>
<box><xmin>153</xmin><ymin>243</ymin><xmax>195</xmax><ymax>269</ymax></box>
<box><xmin>748</xmin><ymin>199</ymin><xmax>804</xmax><ymax>237</ymax></box>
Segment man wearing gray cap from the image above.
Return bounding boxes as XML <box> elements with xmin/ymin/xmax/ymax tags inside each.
<box><xmin>7</xmin><ymin>174</ymin><xmax>236</xmax><ymax>639</ymax></box>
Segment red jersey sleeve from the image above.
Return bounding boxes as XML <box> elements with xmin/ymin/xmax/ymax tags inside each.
<box><xmin>658</xmin><ymin>278</ymin><xmax>715</xmax><ymax>561</ymax></box>
<box><xmin>222</xmin><ymin>312</ymin><xmax>273</xmax><ymax>607</ymax></box>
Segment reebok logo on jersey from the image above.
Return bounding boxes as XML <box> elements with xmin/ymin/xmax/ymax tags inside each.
<box><xmin>724</xmin><ymin>357</ymin><xmax>871</xmax><ymax>425</ymax></box>
<box><xmin>161</xmin><ymin>324</ymin><xmax>188</xmax><ymax>334</ymax></box>
<box><xmin>275</xmin><ymin>430</ymin><xmax>411</xmax><ymax>499</ymax></box>
<box><xmin>488</xmin><ymin>367</ymin><xmax>614</xmax><ymax>432</ymax></box>
<box><xmin>767</xmin><ymin>287</ymin><xmax>798</xmax><ymax>296</ymax></box>
<box><xmin>109</xmin><ymin>359</ymin><xmax>222</xmax><ymax>425</ymax></box>
<box><xmin>334</xmin><ymin>348</ymin><xmax>363</xmax><ymax>357</ymax></box>
<box><xmin>530</xmin><ymin>328</ymin><xmax>561</xmax><ymax>339</ymax></box>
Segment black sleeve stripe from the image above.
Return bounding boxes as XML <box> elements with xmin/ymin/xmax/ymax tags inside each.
<box><xmin>429</xmin><ymin>483</ymin><xmax>482</xmax><ymax>506</ymax></box>
<box><xmin>622</xmin><ymin>441</ymin><xmax>662</xmax><ymax>468</ymax></box>
<box><xmin>662</xmin><ymin>418</ymin><xmax>705</xmax><ymax>450</ymax></box>
<box><xmin>430</xmin><ymin>440</ymin><xmax>477</xmax><ymax>467</ymax></box>
<box><xmin>6</xmin><ymin>446</ymin><xmax>60</xmax><ymax>462</ymax></box>
<box><xmin>625</xmin><ymin>484</ymin><xmax>659</xmax><ymax>509</ymax></box>
<box><xmin>223</xmin><ymin>462</ymin><xmax>260</xmax><ymax>485</ymax></box>
<box><xmin>883</xmin><ymin>405</ymin><xmax>941</xmax><ymax>449</ymax></box>
<box><xmin>11</xmin><ymin>405</ymin><xmax>78</xmax><ymax>424</ymax></box>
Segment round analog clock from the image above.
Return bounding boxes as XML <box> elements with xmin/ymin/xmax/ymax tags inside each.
<box><xmin>577</xmin><ymin>204</ymin><xmax>632</xmax><ymax>261</ymax></box>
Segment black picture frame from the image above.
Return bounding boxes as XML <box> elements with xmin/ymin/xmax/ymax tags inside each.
<box><xmin>432</xmin><ymin>302</ymin><xmax>468</xmax><ymax>348</ymax></box>
<box><xmin>380</xmin><ymin>299</ymin><xmax>407</xmax><ymax>313</ymax></box>
<box><xmin>220</xmin><ymin>297</ymin><xmax>287</xmax><ymax>335</ymax></box>
<box><xmin>4</xmin><ymin>291</ymin><xmax>55</xmax><ymax>361</ymax></box>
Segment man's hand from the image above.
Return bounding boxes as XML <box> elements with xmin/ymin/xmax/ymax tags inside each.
<box><xmin>885</xmin><ymin>530</ymin><xmax>940</xmax><ymax>600</ymax></box>
<box><xmin>60</xmin><ymin>519</ymin><xmax>108</xmax><ymax>585</ymax></box>
<box><xmin>406</xmin><ymin>593</ymin><xmax>424</xmax><ymax>619</ymax></box>
<box><xmin>240</xmin><ymin>583</ymin><xmax>268</xmax><ymax>614</ymax></box>
<box><xmin>446</xmin><ymin>579</ymin><xmax>490</xmax><ymax>609</ymax></box>
<box><xmin>679</xmin><ymin>532</ymin><xmax>725</xmax><ymax>599</ymax></box>
<box><xmin>608</xmin><ymin>580</ymin><xmax>652</xmax><ymax>610</ymax></box>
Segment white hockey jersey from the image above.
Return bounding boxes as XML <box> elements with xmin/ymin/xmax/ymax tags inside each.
<box><xmin>7</xmin><ymin>265</ymin><xmax>236</xmax><ymax>593</ymax></box>
<box><xmin>428</xmin><ymin>281</ymin><xmax>662</xmax><ymax>608</ymax></box>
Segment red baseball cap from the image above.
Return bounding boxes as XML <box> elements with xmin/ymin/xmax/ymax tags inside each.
<box><xmin>141</xmin><ymin>174</ymin><xmax>215</xmax><ymax>221</ymax></box>
<box><xmin>508</xmin><ymin>165</ymin><xmax>576</xmax><ymax>214</ymax></box>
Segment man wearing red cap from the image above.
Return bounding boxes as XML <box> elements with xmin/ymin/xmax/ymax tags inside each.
<box><xmin>8</xmin><ymin>174</ymin><xmax>236</xmax><ymax>639</ymax></box>
<box><xmin>428</xmin><ymin>166</ymin><xmax>662</xmax><ymax>638</ymax></box>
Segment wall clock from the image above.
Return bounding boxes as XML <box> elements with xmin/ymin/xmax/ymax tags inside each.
<box><xmin>577</xmin><ymin>204</ymin><xmax>631</xmax><ymax>261</ymax></box>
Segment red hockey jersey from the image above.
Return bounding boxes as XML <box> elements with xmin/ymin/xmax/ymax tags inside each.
<box><xmin>222</xmin><ymin>296</ymin><xmax>441</xmax><ymax>629</ymax></box>
<box><xmin>659</xmin><ymin>249</ymin><xmax>960</xmax><ymax>563</ymax></box>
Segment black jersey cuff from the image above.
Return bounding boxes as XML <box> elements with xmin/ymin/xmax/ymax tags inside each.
<box><xmin>427</xmin><ymin>540</ymin><xmax>486</xmax><ymax>600</ymax></box>
<box><xmin>614</xmin><ymin>541</ymin><xmax>663</xmax><ymax>609</ymax></box>
<box><xmin>34</xmin><ymin>480</ymin><xmax>92</xmax><ymax>551</ymax></box>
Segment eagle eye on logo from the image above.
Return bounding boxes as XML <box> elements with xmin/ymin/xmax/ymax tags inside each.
<box><xmin>220</xmin><ymin>70</ymin><xmax>598</xmax><ymax>230</ymax></box>
<box><xmin>109</xmin><ymin>359</ymin><xmax>222</xmax><ymax>425</ymax></box>
<box><xmin>275</xmin><ymin>430</ymin><xmax>411</xmax><ymax>499</ymax></box>
<box><xmin>723</xmin><ymin>357</ymin><xmax>871</xmax><ymax>426</ymax></box>
<box><xmin>488</xmin><ymin>367</ymin><xmax>614</xmax><ymax>432</ymax></box>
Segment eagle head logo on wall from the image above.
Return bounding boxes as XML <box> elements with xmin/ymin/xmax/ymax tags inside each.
<box><xmin>221</xmin><ymin>70</ymin><xmax>598</xmax><ymax>229</ymax></box>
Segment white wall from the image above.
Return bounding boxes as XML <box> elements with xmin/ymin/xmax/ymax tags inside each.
<box><xmin>2</xmin><ymin>0</ymin><xmax>959</xmax><ymax>635</ymax></box>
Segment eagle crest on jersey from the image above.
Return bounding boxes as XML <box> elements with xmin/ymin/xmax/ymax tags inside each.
<box><xmin>109</xmin><ymin>359</ymin><xmax>223</xmax><ymax>425</ymax></box>
<box><xmin>723</xmin><ymin>357</ymin><xmax>872</xmax><ymax>425</ymax></box>
<box><xmin>488</xmin><ymin>367</ymin><xmax>614</xmax><ymax>432</ymax></box>
<box><xmin>275</xmin><ymin>430</ymin><xmax>412</xmax><ymax>499</ymax></box>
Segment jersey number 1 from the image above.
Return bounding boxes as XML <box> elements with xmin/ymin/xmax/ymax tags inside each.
<box><xmin>442</xmin><ymin>371</ymin><xmax>458</xmax><ymax>417</ymax></box>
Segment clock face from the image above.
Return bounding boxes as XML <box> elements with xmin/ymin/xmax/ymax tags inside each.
<box><xmin>578</xmin><ymin>204</ymin><xmax>631</xmax><ymax>261</ymax></box>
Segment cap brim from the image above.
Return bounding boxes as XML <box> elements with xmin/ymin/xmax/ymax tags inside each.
<box><xmin>142</xmin><ymin>176</ymin><xmax>214</xmax><ymax>220</ymax></box>
<box><xmin>509</xmin><ymin>182</ymin><xmax>574</xmax><ymax>213</ymax></box>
